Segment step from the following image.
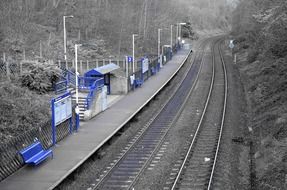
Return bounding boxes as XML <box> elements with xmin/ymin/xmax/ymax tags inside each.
<box><xmin>72</xmin><ymin>96</ymin><xmax>87</xmax><ymax>100</ymax></box>
<box><xmin>76</xmin><ymin>100</ymin><xmax>88</xmax><ymax>104</ymax></box>
<box><xmin>72</xmin><ymin>98</ymin><xmax>88</xmax><ymax>102</ymax></box>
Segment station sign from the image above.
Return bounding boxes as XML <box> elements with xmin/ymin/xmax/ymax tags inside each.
<box><xmin>142</xmin><ymin>58</ymin><xmax>149</xmax><ymax>74</ymax></box>
<box><xmin>229</xmin><ymin>40</ymin><xmax>235</xmax><ymax>49</ymax></box>
<box><xmin>51</xmin><ymin>92</ymin><xmax>73</xmax><ymax>145</ymax></box>
<box><xmin>53</xmin><ymin>93</ymin><xmax>72</xmax><ymax>126</ymax></box>
<box><xmin>127</xmin><ymin>56</ymin><xmax>133</xmax><ymax>63</ymax></box>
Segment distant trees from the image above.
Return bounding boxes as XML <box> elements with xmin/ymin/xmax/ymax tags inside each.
<box><xmin>0</xmin><ymin>0</ymin><xmax>233</xmax><ymax>60</ymax></box>
<box><xmin>231</xmin><ymin>1</ymin><xmax>287</xmax><ymax>189</ymax></box>
<box><xmin>232</xmin><ymin>0</ymin><xmax>287</xmax><ymax>59</ymax></box>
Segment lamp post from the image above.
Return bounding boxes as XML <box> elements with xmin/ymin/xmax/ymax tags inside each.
<box><xmin>158</xmin><ymin>28</ymin><xmax>162</xmax><ymax>68</ymax></box>
<box><xmin>176</xmin><ymin>23</ymin><xmax>179</xmax><ymax>43</ymax></box>
<box><xmin>75</xmin><ymin>44</ymin><xmax>81</xmax><ymax>131</ymax></box>
<box><xmin>179</xmin><ymin>22</ymin><xmax>187</xmax><ymax>41</ymax></box>
<box><xmin>132</xmin><ymin>34</ymin><xmax>138</xmax><ymax>75</ymax></box>
<box><xmin>170</xmin><ymin>24</ymin><xmax>178</xmax><ymax>53</ymax></box>
<box><xmin>63</xmin><ymin>15</ymin><xmax>74</xmax><ymax>62</ymax></box>
<box><xmin>131</xmin><ymin>34</ymin><xmax>138</xmax><ymax>89</ymax></box>
<box><xmin>176</xmin><ymin>22</ymin><xmax>187</xmax><ymax>49</ymax></box>
<box><xmin>170</xmin><ymin>25</ymin><xmax>173</xmax><ymax>52</ymax></box>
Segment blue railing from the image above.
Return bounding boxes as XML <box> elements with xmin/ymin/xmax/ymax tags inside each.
<box><xmin>54</xmin><ymin>70</ymin><xmax>69</xmax><ymax>94</ymax></box>
<box><xmin>59</xmin><ymin>69</ymin><xmax>104</xmax><ymax>110</ymax></box>
<box><xmin>65</xmin><ymin>70</ymin><xmax>102</xmax><ymax>90</ymax></box>
<box><xmin>78</xmin><ymin>76</ymin><xmax>103</xmax><ymax>90</ymax></box>
<box><xmin>66</xmin><ymin>70</ymin><xmax>76</xmax><ymax>87</ymax></box>
<box><xmin>54</xmin><ymin>80</ymin><xmax>68</xmax><ymax>94</ymax></box>
<box><xmin>86</xmin><ymin>78</ymin><xmax>104</xmax><ymax>109</ymax></box>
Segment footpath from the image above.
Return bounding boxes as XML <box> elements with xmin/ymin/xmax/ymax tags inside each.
<box><xmin>0</xmin><ymin>43</ymin><xmax>192</xmax><ymax>190</ymax></box>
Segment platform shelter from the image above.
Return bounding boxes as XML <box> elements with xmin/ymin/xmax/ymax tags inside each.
<box><xmin>84</xmin><ymin>63</ymin><xmax>120</xmax><ymax>94</ymax></box>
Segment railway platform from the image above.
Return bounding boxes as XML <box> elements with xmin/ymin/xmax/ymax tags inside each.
<box><xmin>0</xmin><ymin>43</ymin><xmax>193</xmax><ymax>190</ymax></box>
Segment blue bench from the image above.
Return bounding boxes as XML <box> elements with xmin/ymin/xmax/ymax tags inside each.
<box><xmin>19</xmin><ymin>141</ymin><xmax>53</xmax><ymax>166</ymax></box>
<box><xmin>134</xmin><ymin>79</ymin><xmax>143</xmax><ymax>88</ymax></box>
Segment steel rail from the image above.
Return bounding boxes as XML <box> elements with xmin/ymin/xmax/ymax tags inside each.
<box><xmin>171</xmin><ymin>38</ymin><xmax>216</xmax><ymax>190</ymax></box>
<box><xmin>127</xmin><ymin>40</ymin><xmax>209</xmax><ymax>190</ymax></box>
<box><xmin>92</xmin><ymin>40</ymin><xmax>209</xmax><ymax>190</ymax></box>
<box><xmin>171</xmin><ymin>37</ymin><xmax>228</xmax><ymax>190</ymax></box>
<box><xmin>207</xmin><ymin>39</ymin><xmax>228</xmax><ymax>190</ymax></box>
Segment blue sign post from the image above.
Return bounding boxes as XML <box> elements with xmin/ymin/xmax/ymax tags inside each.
<box><xmin>51</xmin><ymin>92</ymin><xmax>73</xmax><ymax>146</ymax></box>
<box><xmin>127</xmin><ymin>56</ymin><xmax>135</xmax><ymax>90</ymax></box>
<box><xmin>127</xmin><ymin>56</ymin><xmax>133</xmax><ymax>63</ymax></box>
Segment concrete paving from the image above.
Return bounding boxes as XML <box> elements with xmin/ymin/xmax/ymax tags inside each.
<box><xmin>0</xmin><ymin>45</ymin><xmax>193</xmax><ymax>190</ymax></box>
<box><xmin>106</xmin><ymin>95</ymin><xmax>124</xmax><ymax>108</ymax></box>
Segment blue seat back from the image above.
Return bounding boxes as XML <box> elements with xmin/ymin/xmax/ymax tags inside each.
<box><xmin>20</xmin><ymin>142</ymin><xmax>43</xmax><ymax>161</ymax></box>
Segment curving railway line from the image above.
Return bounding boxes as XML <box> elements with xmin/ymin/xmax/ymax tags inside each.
<box><xmin>56</xmin><ymin>36</ymin><xmax>230</xmax><ymax>190</ymax></box>
<box><xmin>92</xmin><ymin>39</ymin><xmax>211</xmax><ymax>190</ymax></box>
<box><xmin>170</xmin><ymin>38</ymin><xmax>228</xmax><ymax>190</ymax></box>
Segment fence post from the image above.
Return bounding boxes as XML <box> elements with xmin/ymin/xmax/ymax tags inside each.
<box><xmin>40</xmin><ymin>40</ymin><xmax>43</xmax><ymax>58</ymax></box>
<box><xmin>96</xmin><ymin>59</ymin><xmax>99</xmax><ymax>68</ymax></box>
<box><xmin>86</xmin><ymin>60</ymin><xmax>89</xmax><ymax>71</ymax></box>
<box><xmin>20</xmin><ymin>61</ymin><xmax>23</xmax><ymax>75</ymax></box>
<box><xmin>6</xmin><ymin>62</ymin><xmax>10</xmax><ymax>81</ymax></box>
<box><xmin>3</xmin><ymin>53</ymin><xmax>10</xmax><ymax>80</ymax></box>
<box><xmin>58</xmin><ymin>60</ymin><xmax>61</xmax><ymax>68</ymax></box>
<box><xmin>66</xmin><ymin>60</ymin><xmax>68</xmax><ymax>70</ymax></box>
<box><xmin>80</xmin><ymin>60</ymin><xmax>83</xmax><ymax>74</ymax></box>
<box><xmin>125</xmin><ymin>56</ymin><xmax>128</xmax><ymax>78</ymax></box>
<box><xmin>23</xmin><ymin>49</ymin><xmax>26</xmax><ymax>60</ymax></box>
<box><xmin>109</xmin><ymin>58</ymin><xmax>112</xmax><ymax>64</ymax></box>
<box><xmin>123</xmin><ymin>58</ymin><xmax>126</xmax><ymax>71</ymax></box>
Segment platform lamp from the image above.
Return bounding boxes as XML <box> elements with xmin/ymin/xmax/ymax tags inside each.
<box><xmin>132</xmin><ymin>34</ymin><xmax>139</xmax><ymax>75</ymax></box>
<box><xmin>176</xmin><ymin>23</ymin><xmax>179</xmax><ymax>43</ymax></box>
<box><xmin>178</xmin><ymin>22</ymin><xmax>187</xmax><ymax>42</ymax></box>
<box><xmin>75</xmin><ymin>44</ymin><xmax>82</xmax><ymax>131</ymax></box>
<box><xmin>132</xmin><ymin>34</ymin><xmax>138</xmax><ymax>89</ymax></box>
<box><xmin>170</xmin><ymin>24</ymin><xmax>178</xmax><ymax>53</ymax></box>
<box><xmin>170</xmin><ymin>25</ymin><xmax>173</xmax><ymax>53</ymax></box>
<box><xmin>158</xmin><ymin>28</ymin><xmax>162</xmax><ymax>68</ymax></box>
<box><xmin>63</xmin><ymin>15</ymin><xmax>74</xmax><ymax>64</ymax></box>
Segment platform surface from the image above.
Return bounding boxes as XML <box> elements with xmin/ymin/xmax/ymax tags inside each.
<box><xmin>0</xmin><ymin>44</ymin><xmax>193</xmax><ymax>190</ymax></box>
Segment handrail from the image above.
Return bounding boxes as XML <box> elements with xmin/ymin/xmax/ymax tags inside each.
<box><xmin>86</xmin><ymin>78</ymin><xmax>104</xmax><ymax>109</ymax></box>
<box><xmin>58</xmin><ymin>69</ymin><xmax>104</xmax><ymax>110</ymax></box>
<box><xmin>54</xmin><ymin>80</ymin><xmax>68</xmax><ymax>94</ymax></box>
<box><xmin>65</xmin><ymin>69</ymin><xmax>74</xmax><ymax>75</ymax></box>
<box><xmin>78</xmin><ymin>76</ymin><xmax>102</xmax><ymax>90</ymax></box>
<box><xmin>65</xmin><ymin>70</ymin><xmax>76</xmax><ymax>86</ymax></box>
<box><xmin>65</xmin><ymin>69</ymin><xmax>100</xmax><ymax>89</ymax></box>
<box><xmin>54</xmin><ymin>69</ymin><xmax>69</xmax><ymax>94</ymax></box>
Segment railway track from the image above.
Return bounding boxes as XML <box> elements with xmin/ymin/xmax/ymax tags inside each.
<box><xmin>170</xmin><ymin>38</ymin><xmax>228</xmax><ymax>190</ymax></box>
<box><xmin>92</xmin><ymin>40</ymin><xmax>210</xmax><ymax>190</ymax></box>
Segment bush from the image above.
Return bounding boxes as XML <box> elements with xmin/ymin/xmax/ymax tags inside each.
<box><xmin>264</xmin><ymin>8</ymin><xmax>287</xmax><ymax>58</ymax></box>
<box><xmin>247</xmin><ymin>48</ymin><xmax>259</xmax><ymax>63</ymax></box>
<box><xmin>235</xmin><ymin>35</ymin><xmax>247</xmax><ymax>43</ymax></box>
<box><xmin>269</xmin><ymin>39</ymin><xmax>287</xmax><ymax>58</ymax></box>
<box><xmin>242</xmin><ymin>44</ymin><xmax>249</xmax><ymax>49</ymax></box>
<box><xmin>0</xmin><ymin>82</ymin><xmax>51</xmax><ymax>142</ymax></box>
<box><xmin>20</xmin><ymin>61</ymin><xmax>61</xmax><ymax>94</ymax></box>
